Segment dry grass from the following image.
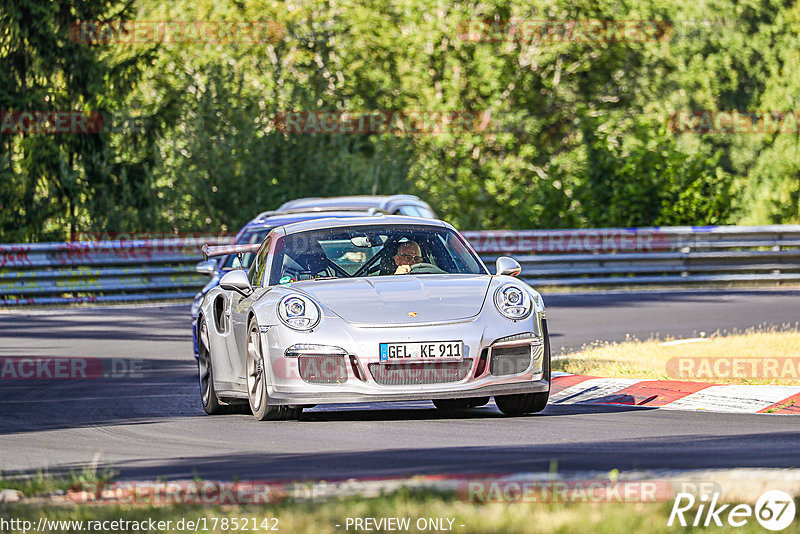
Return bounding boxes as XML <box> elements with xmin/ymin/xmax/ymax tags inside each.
<box><xmin>554</xmin><ymin>325</ymin><xmax>800</xmax><ymax>385</ymax></box>
<box><xmin>6</xmin><ymin>488</ymin><xmax>792</xmax><ymax>534</ymax></box>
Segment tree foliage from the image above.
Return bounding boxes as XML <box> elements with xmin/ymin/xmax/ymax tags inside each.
<box><xmin>0</xmin><ymin>0</ymin><xmax>165</xmax><ymax>241</ymax></box>
<box><xmin>1</xmin><ymin>0</ymin><xmax>798</xmax><ymax>240</ymax></box>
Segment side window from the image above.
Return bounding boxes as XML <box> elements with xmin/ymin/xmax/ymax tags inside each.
<box><xmin>247</xmin><ymin>254</ymin><xmax>259</xmax><ymax>286</ymax></box>
<box><xmin>397</xmin><ymin>205</ymin><xmax>421</xmax><ymax>216</ymax></box>
<box><xmin>418</xmin><ymin>207</ymin><xmax>436</xmax><ymax>218</ymax></box>
<box><xmin>248</xmin><ymin>238</ymin><xmax>270</xmax><ymax>287</ymax></box>
<box><xmin>397</xmin><ymin>205</ymin><xmax>435</xmax><ymax>218</ymax></box>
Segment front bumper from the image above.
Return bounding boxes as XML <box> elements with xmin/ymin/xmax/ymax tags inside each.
<box><xmin>261</xmin><ymin>316</ymin><xmax>549</xmax><ymax>406</ymax></box>
<box><xmin>266</xmin><ymin>379</ymin><xmax>549</xmax><ymax>405</ymax></box>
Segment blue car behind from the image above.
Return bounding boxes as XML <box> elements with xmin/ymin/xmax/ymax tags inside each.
<box><xmin>191</xmin><ymin>211</ymin><xmax>376</xmax><ymax>357</ymax></box>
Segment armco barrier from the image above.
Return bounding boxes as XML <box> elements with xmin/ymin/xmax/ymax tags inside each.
<box><xmin>1</xmin><ymin>225</ymin><xmax>799</xmax><ymax>305</ymax></box>
<box><xmin>462</xmin><ymin>225</ymin><xmax>800</xmax><ymax>286</ymax></box>
<box><xmin>0</xmin><ymin>237</ymin><xmax>231</xmax><ymax>306</ymax></box>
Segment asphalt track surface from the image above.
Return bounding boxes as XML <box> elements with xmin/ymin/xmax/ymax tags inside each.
<box><xmin>1</xmin><ymin>289</ymin><xmax>799</xmax><ymax>481</ymax></box>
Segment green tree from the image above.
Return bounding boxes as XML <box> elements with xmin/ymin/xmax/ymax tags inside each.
<box><xmin>0</xmin><ymin>0</ymin><xmax>163</xmax><ymax>241</ymax></box>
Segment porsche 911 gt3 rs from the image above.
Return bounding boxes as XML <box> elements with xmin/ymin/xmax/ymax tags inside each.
<box><xmin>196</xmin><ymin>216</ymin><xmax>550</xmax><ymax>420</ymax></box>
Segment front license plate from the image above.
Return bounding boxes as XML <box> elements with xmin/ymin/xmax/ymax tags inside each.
<box><xmin>379</xmin><ymin>341</ymin><xmax>463</xmax><ymax>362</ymax></box>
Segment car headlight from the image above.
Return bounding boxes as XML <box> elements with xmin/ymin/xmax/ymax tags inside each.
<box><xmin>278</xmin><ymin>294</ymin><xmax>321</xmax><ymax>330</ymax></box>
<box><xmin>494</xmin><ymin>284</ymin><xmax>532</xmax><ymax>320</ymax></box>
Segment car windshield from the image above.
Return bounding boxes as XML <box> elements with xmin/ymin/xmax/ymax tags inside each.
<box><xmin>221</xmin><ymin>227</ymin><xmax>273</xmax><ymax>269</ymax></box>
<box><xmin>268</xmin><ymin>224</ymin><xmax>486</xmax><ymax>285</ymax></box>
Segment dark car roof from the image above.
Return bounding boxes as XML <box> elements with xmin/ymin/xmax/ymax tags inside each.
<box><xmin>236</xmin><ymin>211</ymin><xmax>375</xmax><ymax>242</ymax></box>
<box><xmin>243</xmin><ymin>210</ymin><xmax>369</xmax><ymax>229</ymax></box>
<box><xmin>278</xmin><ymin>214</ymin><xmax>449</xmax><ymax>235</ymax></box>
<box><xmin>278</xmin><ymin>195</ymin><xmax>431</xmax><ymax>213</ymax></box>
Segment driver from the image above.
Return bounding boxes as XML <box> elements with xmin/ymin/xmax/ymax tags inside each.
<box><xmin>393</xmin><ymin>240</ymin><xmax>423</xmax><ymax>275</ymax></box>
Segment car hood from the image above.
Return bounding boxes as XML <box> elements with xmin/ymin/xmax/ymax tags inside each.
<box><xmin>295</xmin><ymin>275</ymin><xmax>491</xmax><ymax>325</ymax></box>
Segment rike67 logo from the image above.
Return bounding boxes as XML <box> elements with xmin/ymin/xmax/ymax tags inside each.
<box><xmin>669</xmin><ymin>490</ymin><xmax>796</xmax><ymax>531</ymax></box>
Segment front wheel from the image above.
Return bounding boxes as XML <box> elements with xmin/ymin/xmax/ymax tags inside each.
<box><xmin>495</xmin><ymin>391</ymin><xmax>549</xmax><ymax>416</ymax></box>
<box><xmin>198</xmin><ymin>317</ymin><xmax>228</xmax><ymax>415</ymax></box>
<box><xmin>495</xmin><ymin>319</ymin><xmax>551</xmax><ymax>416</ymax></box>
<box><xmin>246</xmin><ymin>317</ymin><xmax>302</xmax><ymax>421</ymax></box>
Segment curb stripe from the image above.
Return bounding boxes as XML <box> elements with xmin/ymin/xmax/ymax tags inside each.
<box><xmin>551</xmin><ymin>378</ymin><xmax>643</xmax><ymax>404</ymax></box>
<box><xmin>596</xmin><ymin>380</ymin><xmax>715</xmax><ymax>407</ymax></box>
<box><xmin>662</xmin><ymin>385</ymin><xmax>800</xmax><ymax>413</ymax></box>
<box><xmin>550</xmin><ymin>374</ymin><xmax>597</xmax><ymax>395</ymax></box>
<box><xmin>757</xmin><ymin>392</ymin><xmax>800</xmax><ymax>414</ymax></box>
<box><xmin>549</xmin><ymin>374</ymin><xmax>800</xmax><ymax>414</ymax></box>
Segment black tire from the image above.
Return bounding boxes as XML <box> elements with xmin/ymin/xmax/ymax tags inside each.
<box><xmin>495</xmin><ymin>391</ymin><xmax>549</xmax><ymax>415</ymax></box>
<box><xmin>197</xmin><ymin>317</ymin><xmax>230</xmax><ymax>415</ymax></box>
<box><xmin>246</xmin><ymin>317</ymin><xmax>303</xmax><ymax>421</ymax></box>
<box><xmin>495</xmin><ymin>319</ymin><xmax>551</xmax><ymax>416</ymax></box>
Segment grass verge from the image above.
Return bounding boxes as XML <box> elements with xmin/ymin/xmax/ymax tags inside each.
<box><xmin>553</xmin><ymin>326</ymin><xmax>800</xmax><ymax>385</ymax></box>
<box><xmin>4</xmin><ymin>488</ymin><xmax>798</xmax><ymax>533</ymax></box>
<box><xmin>0</xmin><ymin>468</ymin><xmax>116</xmax><ymax>498</ymax></box>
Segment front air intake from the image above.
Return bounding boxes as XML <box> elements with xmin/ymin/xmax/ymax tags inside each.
<box><xmin>489</xmin><ymin>345</ymin><xmax>533</xmax><ymax>376</ymax></box>
<box><xmin>298</xmin><ymin>355</ymin><xmax>348</xmax><ymax>383</ymax></box>
<box><xmin>369</xmin><ymin>359</ymin><xmax>473</xmax><ymax>386</ymax></box>
<box><xmin>488</xmin><ymin>336</ymin><xmax>544</xmax><ymax>376</ymax></box>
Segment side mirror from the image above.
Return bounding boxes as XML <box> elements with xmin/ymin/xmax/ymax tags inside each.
<box><xmin>219</xmin><ymin>270</ymin><xmax>253</xmax><ymax>296</ymax></box>
<box><xmin>495</xmin><ymin>256</ymin><xmax>521</xmax><ymax>277</ymax></box>
<box><xmin>195</xmin><ymin>259</ymin><xmax>217</xmax><ymax>276</ymax></box>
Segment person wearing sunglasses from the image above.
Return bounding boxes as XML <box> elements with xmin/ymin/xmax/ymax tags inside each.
<box><xmin>393</xmin><ymin>240</ymin><xmax>423</xmax><ymax>275</ymax></box>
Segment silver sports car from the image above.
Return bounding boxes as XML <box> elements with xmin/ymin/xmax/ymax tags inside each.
<box><xmin>196</xmin><ymin>216</ymin><xmax>550</xmax><ymax>420</ymax></box>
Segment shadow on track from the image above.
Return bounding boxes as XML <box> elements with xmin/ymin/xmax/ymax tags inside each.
<box><xmin>0</xmin><ymin>359</ymin><xmax>203</xmax><ymax>435</ymax></box>
<box><xmin>543</xmin><ymin>289</ymin><xmax>800</xmax><ymax>309</ymax></box>
<box><xmin>0</xmin><ymin>357</ymin><xmax>646</xmax><ymax>435</ymax></box>
<box><xmin>9</xmin><ymin>428</ymin><xmax>795</xmax><ymax>482</ymax></box>
<box><xmin>0</xmin><ymin>312</ymin><xmax>190</xmax><ymax>343</ymax></box>
<box><xmin>299</xmin><ymin>402</ymin><xmax>649</xmax><ymax>422</ymax></box>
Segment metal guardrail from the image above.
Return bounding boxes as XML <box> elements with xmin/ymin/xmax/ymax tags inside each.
<box><xmin>1</xmin><ymin>225</ymin><xmax>799</xmax><ymax>305</ymax></box>
<box><xmin>0</xmin><ymin>237</ymin><xmax>231</xmax><ymax>306</ymax></box>
<box><xmin>463</xmin><ymin>225</ymin><xmax>800</xmax><ymax>286</ymax></box>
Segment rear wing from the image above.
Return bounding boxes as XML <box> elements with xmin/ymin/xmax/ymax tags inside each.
<box><xmin>201</xmin><ymin>243</ymin><xmax>261</xmax><ymax>261</ymax></box>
